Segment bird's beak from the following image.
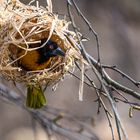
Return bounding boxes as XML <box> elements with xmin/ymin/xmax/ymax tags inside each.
<box><xmin>52</xmin><ymin>47</ymin><xmax>65</xmax><ymax>57</ymax></box>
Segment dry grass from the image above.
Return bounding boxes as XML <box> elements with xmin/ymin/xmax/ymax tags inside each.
<box><xmin>0</xmin><ymin>0</ymin><xmax>82</xmax><ymax>86</ymax></box>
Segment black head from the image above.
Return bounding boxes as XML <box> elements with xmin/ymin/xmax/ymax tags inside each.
<box><xmin>37</xmin><ymin>39</ymin><xmax>65</xmax><ymax>64</ymax></box>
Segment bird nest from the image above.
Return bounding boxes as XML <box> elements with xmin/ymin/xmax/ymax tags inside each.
<box><xmin>0</xmin><ymin>0</ymin><xmax>81</xmax><ymax>86</ymax></box>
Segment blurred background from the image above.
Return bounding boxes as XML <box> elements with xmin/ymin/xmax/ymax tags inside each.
<box><xmin>0</xmin><ymin>0</ymin><xmax>140</xmax><ymax>140</ymax></box>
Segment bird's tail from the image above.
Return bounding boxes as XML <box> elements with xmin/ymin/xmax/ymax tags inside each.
<box><xmin>26</xmin><ymin>84</ymin><xmax>46</xmax><ymax>109</ymax></box>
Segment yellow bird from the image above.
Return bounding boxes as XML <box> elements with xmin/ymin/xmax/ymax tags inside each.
<box><xmin>17</xmin><ymin>38</ymin><xmax>65</xmax><ymax>109</ymax></box>
<box><xmin>18</xmin><ymin>38</ymin><xmax>65</xmax><ymax>71</ymax></box>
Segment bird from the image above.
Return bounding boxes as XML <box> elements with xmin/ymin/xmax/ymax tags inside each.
<box><xmin>17</xmin><ymin>39</ymin><xmax>65</xmax><ymax>71</ymax></box>
<box><xmin>17</xmin><ymin>38</ymin><xmax>65</xmax><ymax>109</ymax></box>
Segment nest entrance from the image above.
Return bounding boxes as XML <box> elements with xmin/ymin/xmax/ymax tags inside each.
<box><xmin>0</xmin><ymin>0</ymin><xmax>81</xmax><ymax>86</ymax></box>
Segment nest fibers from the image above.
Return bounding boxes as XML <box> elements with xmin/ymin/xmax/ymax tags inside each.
<box><xmin>0</xmin><ymin>0</ymin><xmax>82</xmax><ymax>86</ymax></box>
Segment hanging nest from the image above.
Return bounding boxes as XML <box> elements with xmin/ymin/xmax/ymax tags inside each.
<box><xmin>0</xmin><ymin>0</ymin><xmax>83</xmax><ymax>108</ymax></box>
<box><xmin>0</xmin><ymin>0</ymin><xmax>81</xmax><ymax>84</ymax></box>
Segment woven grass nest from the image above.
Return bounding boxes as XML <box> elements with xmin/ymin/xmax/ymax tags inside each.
<box><xmin>0</xmin><ymin>0</ymin><xmax>83</xmax><ymax>108</ymax></box>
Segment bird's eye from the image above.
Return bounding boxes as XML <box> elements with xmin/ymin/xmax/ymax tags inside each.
<box><xmin>49</xmin><ymin>45</ymin><xmax>54</xmax><ymax>50</ymax></box>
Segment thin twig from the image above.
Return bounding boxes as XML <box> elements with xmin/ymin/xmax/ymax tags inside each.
<box><xmin>68</xmin><ymin>71</ymin><xmax>92</xmax><ymax>87</ymax></box>
<box><xmin>70</xmin><ymin>0</ymin><xmax>100</xmax><ymax>63</ymax></box>
<box><xmin>103</xmin><ymin>65</ymin><xmax>140</xmax><ymax>87</ymax></box>
<box><xmin>75</xmin><ymin>58</ymin><xmax>115</xmax><ymax>139</ymax></box>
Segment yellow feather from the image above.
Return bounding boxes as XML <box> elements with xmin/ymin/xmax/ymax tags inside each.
<box><xmin>18</xmin><ymin>50</ymin><xmax>52</xmax><ymax>70</ymax></box>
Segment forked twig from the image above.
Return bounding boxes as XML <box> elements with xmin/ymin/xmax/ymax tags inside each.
<box><xmin>66</xmin><ymin>0</ymin><xmax>140</xmax><ymax>140</ymax></box>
